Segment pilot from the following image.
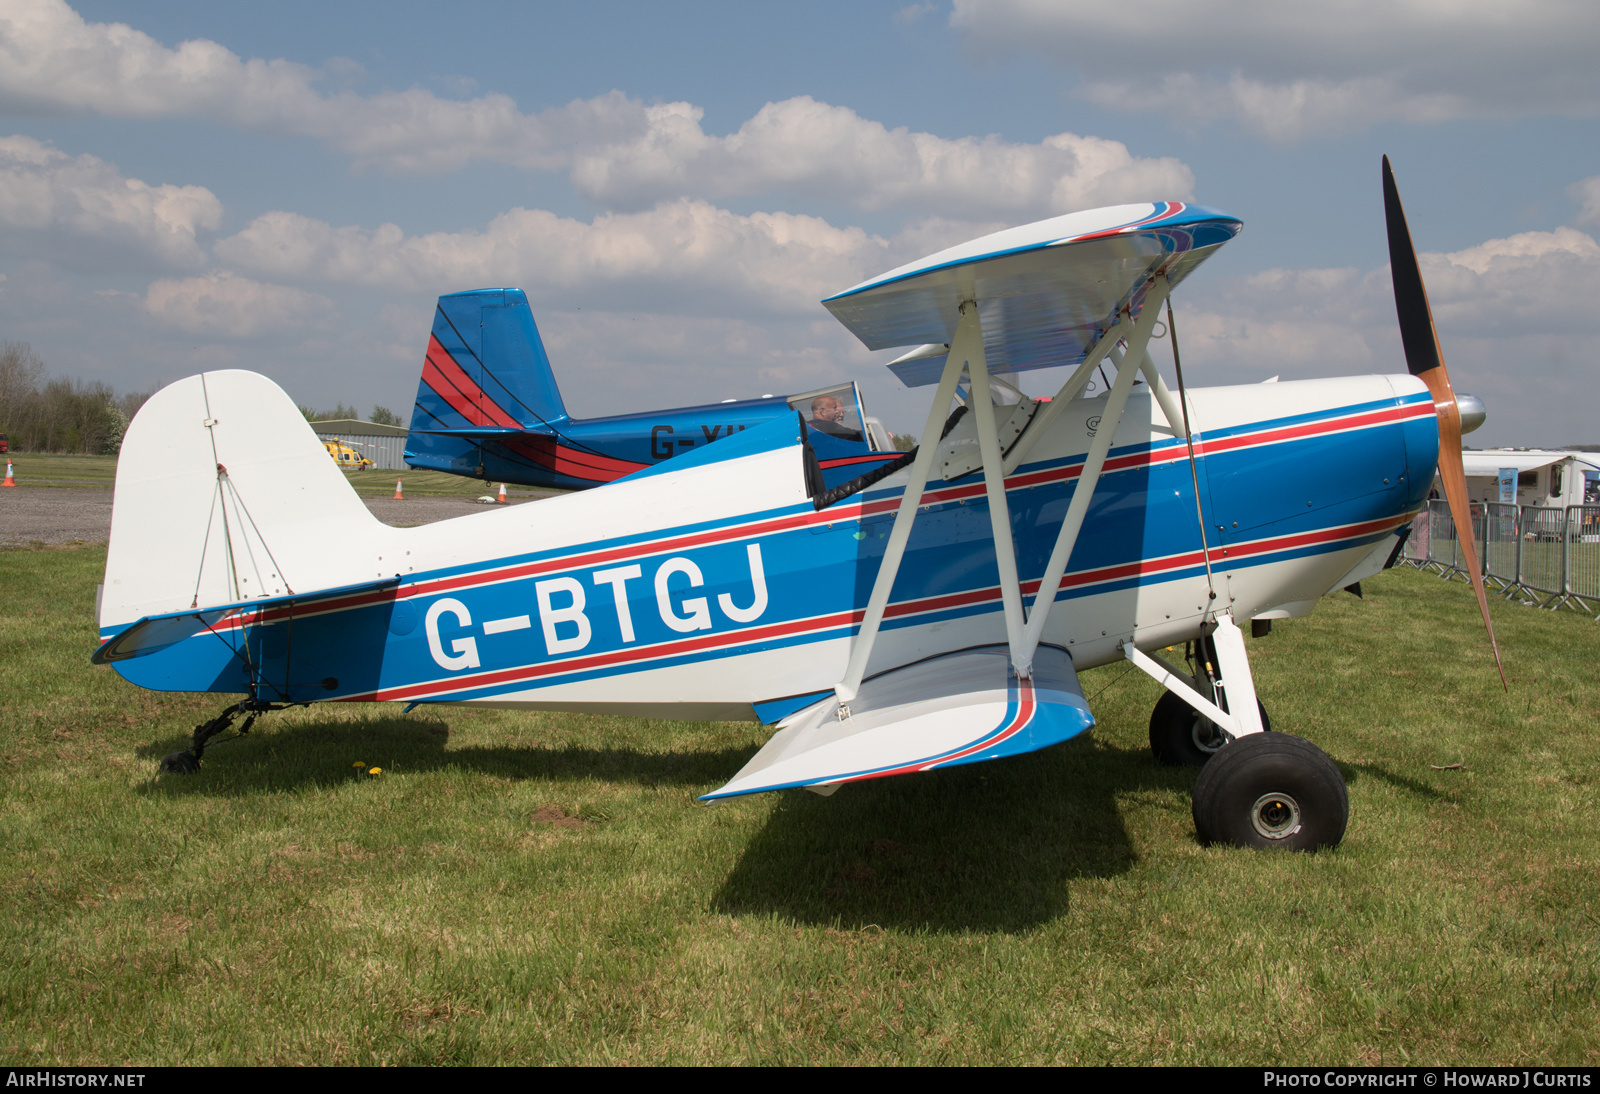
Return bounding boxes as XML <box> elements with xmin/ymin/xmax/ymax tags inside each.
<box><xmin>809</xmin><ymin>395</ymin><xmax>863</xmax><ymax>442</ymax></box>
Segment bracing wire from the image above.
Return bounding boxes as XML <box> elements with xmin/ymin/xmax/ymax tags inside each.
<box><xmin>190</xmin><ymin>477</ymin><xmax>222</xmax><ymax>610</ymax></box>
<box><xmin>1166</xmin><ymin>298</ymin><xmax>1218</xmax><ymax>617</ymax></box>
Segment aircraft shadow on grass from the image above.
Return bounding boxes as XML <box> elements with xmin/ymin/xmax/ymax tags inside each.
<box><xmin>714</xmin><ymin>737</ymin><xmax>1156</xmax><ymax>933</ymax></box>
<box><xmin>712</xmin><ymin>737</ymin><xmax>1368</xmax><ymax>932</ymax></box>
<box><xmin>129</xmin><ymin>710</ymin><xmax>1233</xmax><ymax>932</ymax></box>
<box><xmin>132</xmin><ymin>714</ymin><xmax>754</xmax><ymax>791</ymax></box>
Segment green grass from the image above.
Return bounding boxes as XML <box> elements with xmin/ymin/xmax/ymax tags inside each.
<box><xmin>0</xmin><ymin>453</ymin><xmax>558</xmax><ymax>499</ymax></box>
<box><xmin>1</xmin><ymin>453</ymin><xmax>118</xmax><ymax>488</ymax></box>
<box><xmin>2</xmin><ymin>548</ymin><xmax>1597</xmax><ymax>1065</ymax></box>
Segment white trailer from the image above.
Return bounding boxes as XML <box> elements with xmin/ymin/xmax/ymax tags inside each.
<box><xmin>1453</xmin><ymin>449</ymin><xmax>1600</xmax><ymax>509</ymax></box>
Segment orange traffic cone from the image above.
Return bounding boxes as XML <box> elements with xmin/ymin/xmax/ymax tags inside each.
<box><xmin>496</xmin><ymin>482</ymin><xmax>508</xmax><ymax>504</ymax></box>
<box><xmin>2</xmin><ymin>460</ymin><xmax>14</xmax><ymax>487</ymax></box>
<box><xmin>392</xmin><ymin>478</ymin><xmax>404</xmax><ymax>500</ymax></box>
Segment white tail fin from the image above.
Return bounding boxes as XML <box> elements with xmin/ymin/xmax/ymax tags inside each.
<box><xmin>102</xmin><ymin>371</ymin><xmax>383</xmax><ymax>631</ymax></box>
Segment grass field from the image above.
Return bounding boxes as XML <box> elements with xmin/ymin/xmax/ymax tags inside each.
<box><xmin>2</xmin><ymin>548</ymin><xmax>1597</xmax><ymax>1065</ymax></box>
<box><xmin>1</xmin><ymin>454</ymin><xmax>119</xmax><ymax>488</ymax></box>
<box><xmin>0</xmin><ymin>453</ymin><xmax>557</xmax><ymax>499</ymax></box>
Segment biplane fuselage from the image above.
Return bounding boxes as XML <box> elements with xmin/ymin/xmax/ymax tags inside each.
<box><xmin>100</xmin><ymin>371</ymin><xmax>1433</xmax><ymax>722</ymax></box>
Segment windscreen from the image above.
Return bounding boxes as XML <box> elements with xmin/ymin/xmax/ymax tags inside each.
<box><xmin>788</xmin><ymin>381</ymin><xmax>867</xmax><ymax>444</ymax></box>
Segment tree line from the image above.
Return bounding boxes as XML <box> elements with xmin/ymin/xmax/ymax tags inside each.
<box><xmin>298</xmin><ymin>402</ymin><xmax>404</xmax><ymax>427</ymax></box>
<box><xmin>0</xmin><ymin>343</ymin><xmax>148</xmax><ymax>455</ymax></box>
<box><xmin>0</xmin><ymin>341</ymin><xmax>404</xmax><ymax>455</ymax></box>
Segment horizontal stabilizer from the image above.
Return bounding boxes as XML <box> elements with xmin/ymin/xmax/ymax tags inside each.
<box><xmin>92</xmin><ymin>576</ymin><xmax>401</xmax><ymax>664</ymax></box>
<box><xmin>411</xmin><ymin>426</ymin><xmax>553</xmax><ymax>438</ymax></box>
<box><xmin>702</xmin><ymin>645</ymin><xmax>1094</xmax><ymax>800</ymax></box>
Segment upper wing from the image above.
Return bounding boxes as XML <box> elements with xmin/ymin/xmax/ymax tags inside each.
<box><xmin>822</xmin><ymin>202</ymin><xmax>1242</xmax><ymax>386</ymax></box>
<box><xmin>704</xmin><ymin>645</ymin><xmax>1094</xmax><ymax>799</ymax></box>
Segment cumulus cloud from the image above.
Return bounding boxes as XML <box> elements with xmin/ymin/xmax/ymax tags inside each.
<box><xmin>1168</xmin><ymin>223</ymin><xmax>1600</xmax><ymax>442</ymax></box>
<box><xmin>951</xmin><ymin>0</ymin><xmax>1600</xmax><ymax>140</ymax></box>
<box><xmin>1569</xmin><ymin>176</ymin><xmax>1600</xmax><ymax>228</ymax></box>
<box><xmin>1186</xmin><ymin>225</ymin><xmax>1600</xmax><ymax>369</ymax></box>
<box><xmin>0</xmin><ymin>135</ymin><xmax>221</xmax><ymax>267</ymax></box>
<box><xmin>534</xmin><ymin>309</ymin><xmax>887</xmax><ymax>416</ymax></box>
<box><xmin>0</xmin><ymin>1</ymin><xmax>1191</xmax><ymax>217</ymax></box>
<box><xmin>0</xmin><ymin>0</ymin><xmax>637</xmax><ymax>173</ymax></box>
<box><xmin>214</xmin><ymin>201</ymin><xmax>901</xmax><ymax>317</ymax></box>
<box><xmin>568</xmin><ymin>96</ymin><xmax>1192</xmax><ymax>215</ymax></box>
<box><xmin>144</xmin><ymin>270</ymin><xmax>334</xmax><ymax>337</ymax></box>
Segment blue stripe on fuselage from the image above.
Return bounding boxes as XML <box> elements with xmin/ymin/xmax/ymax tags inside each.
<box><xmin>109</xmin><ymin>393</ymin><xmax>1437</xmax><ymax>701</ymax></box>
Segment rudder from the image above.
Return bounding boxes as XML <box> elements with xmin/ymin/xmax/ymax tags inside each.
<box><xmin>406</xmin><ymin>289</ymin><xmax>568</xmax><ymax>475</ymax></box>
<box><xmin>102</xmin><ymin>371</ymin><xmax>384</xmax><ymax>634</ymax></box>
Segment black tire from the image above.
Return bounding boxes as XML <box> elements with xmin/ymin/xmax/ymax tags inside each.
<box><xmin>1149</xmin><ymin>690</ymin><xmax>1271</xmax><ymax>766</ymax></box>
<box><xmin>159</xmin><ymin>750</ymin><xmax>199</xmax><ymax>774</ymax></box>
<box><xmin>1191</xmin><ymin>732</ymin><xmax>1347</xmax><ymax>852</ymax></box>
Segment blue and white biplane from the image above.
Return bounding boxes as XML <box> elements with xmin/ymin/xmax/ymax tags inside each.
<box><xmin>93</xmin><ymin>160</ymin><xmax>1500</xmax><ymax>851</ymax></box>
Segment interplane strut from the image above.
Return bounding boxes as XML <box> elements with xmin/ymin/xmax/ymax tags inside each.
<box><xmin>838</xmin><ymin>273</ymin><xmax>1186</xmax><ymax>697</ymax></box>
<box><xmin>1013</xmin><ymin>274</ymin><xmax>1171</xmax><ymax>673</ymax></box>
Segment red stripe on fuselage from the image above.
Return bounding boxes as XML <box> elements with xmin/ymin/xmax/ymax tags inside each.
<box><xmin>495</xmin><ymin>434</ymin><xmax>647</xmax><ymax>482</ymax></box>
<box><xmin>348</xmin><ymin>605</ymin><xmax>866</xmax><ymax>703</ymax></box>
<box><xmin>819</xmin><ymin>454</ymin><xmax>902</xmax><ymax>470</ymax></box>
<box><xmin>335</xmin><ymin>510</ymin><xmax>1411</xmax><ymax>705</ymax></box>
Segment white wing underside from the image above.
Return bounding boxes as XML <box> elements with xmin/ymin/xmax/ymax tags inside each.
<box><xmin>704</xmin><ymin>645</ymin><xmax>1095</xmax><ymax>800</ymax></box>
<box><xmin>821</xmin><ymin>203</ymin><xmax>1242</xmax><ymax>386</ymax></box>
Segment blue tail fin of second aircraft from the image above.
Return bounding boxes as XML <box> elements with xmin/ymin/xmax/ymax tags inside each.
<box><xmin>407</xmin><ymin>289</ymin><xmax>568</xmax><ymax>476</ymax></box>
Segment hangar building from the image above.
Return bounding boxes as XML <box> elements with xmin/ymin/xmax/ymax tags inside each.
<box><xmin>312</xmin><ymin>419</ymin><xmax>409</xmax><ymax>471</ymax></box>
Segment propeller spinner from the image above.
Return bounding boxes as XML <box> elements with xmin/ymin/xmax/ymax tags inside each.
<box><xmin>1382</xmin><ymin>155</ymin><xmax>1506</xmax><ymax>688</ymax></box>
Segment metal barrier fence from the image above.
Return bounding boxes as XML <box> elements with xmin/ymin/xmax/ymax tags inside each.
<box><xmin>1569</xmin><ymin>506</ymin><xmax>1600</xmax><ymax>608</ymax></box>
<box><xmin>1482</xmin><ymin>502</ymin><xmax>1518</xmax><ymax>591</ymax></box>
<box><xmin>1521</xmin><ymin>506</ymin><xmax>1566</xmax><ymax>601</ymax></box>
<box><xmin>1399</xmin><ymin>500</ymin><xmax>1600</xmax><ymax>618</ymax></box>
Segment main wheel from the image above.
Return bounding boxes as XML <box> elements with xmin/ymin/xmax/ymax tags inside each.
<box><xmin>159</xmin><ymin>749</ymin><xmax>199</xmax><ymax>774</ymax></box>
<box><xmin>1149</xmin><ymin>690</ymin><xmax>1271</xmax><ymax>766</ymax></box>
<box><xmin>1191</xmin><ymin>732</ymin><xmax>1347</xmax><ymax>851</ymax></box>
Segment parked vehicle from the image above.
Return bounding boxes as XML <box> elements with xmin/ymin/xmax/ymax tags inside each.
<box><xmin>322</xmin><ymin>440</ymin><xmax>373</xmax><ymax>471</ymax></box>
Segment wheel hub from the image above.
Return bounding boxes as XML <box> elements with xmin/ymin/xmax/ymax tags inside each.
<box><xmin>1190</xmin><ymin>716</ymin><xmax>1225</xmax><ymax>755</ymax></box>
<box><xmin>1249</xmin><ymin>792</ymin><xmax>1303</xmax><ymax>840</ymax></box>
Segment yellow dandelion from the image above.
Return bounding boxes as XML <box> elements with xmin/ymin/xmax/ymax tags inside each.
<box><xmin>353</xmin><ymin>761</ymin><xmax>366</xmax><ymax>768</ymax></box>
<box><xmin>368</xmin><ymin>767</ymin><xmax>383</xmax><ymax>776</ymax></box>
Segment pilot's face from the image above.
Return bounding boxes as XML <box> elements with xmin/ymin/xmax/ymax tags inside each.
<box><xmin>814</xmin><ymin>397</ymin><xmax>844</xmax><ymax>423</ymax></box>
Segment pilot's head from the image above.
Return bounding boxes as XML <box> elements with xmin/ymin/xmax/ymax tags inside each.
<box><xmin>811</xmin><ymin>395</ymin><xmax>844</xmax><ymax>424</ymax></box>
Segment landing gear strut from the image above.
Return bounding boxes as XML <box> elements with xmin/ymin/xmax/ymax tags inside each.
<box><xmin>1149</xmin><ymin>690</ymin><xmax>1272</xmax><ymax>766</ymax></box>
<box><xmin>159</xmin><ymin>700</ymin><xmax>281</xmax><ymax>774</ymax></box>
<box><xmin>1122</xmin><ymin>617</ymin><xmax>1347</xmax><ymax>850</ymax></box>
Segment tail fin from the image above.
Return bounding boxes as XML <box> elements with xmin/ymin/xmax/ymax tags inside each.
<box><xmin>101</xmin><ymin>370</ymin><xmax>382</xmax><ymax>633</ymax></box>
<box><xmin>406</xmin><ymin>289</ymin><xmax>567</xmax><ymax>475</ymax></box>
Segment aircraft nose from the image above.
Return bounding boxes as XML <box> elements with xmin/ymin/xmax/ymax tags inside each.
<box><xmin>1457</xmin><ymin>393</ymin><xmax>1486</xmax><ymax>434</ymax></box>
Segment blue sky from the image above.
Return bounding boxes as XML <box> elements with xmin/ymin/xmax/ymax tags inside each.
<box><xmin>3</xmin><ymin>0</ymin><xmax>1597</xmax><ymax>444</ymax></box>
